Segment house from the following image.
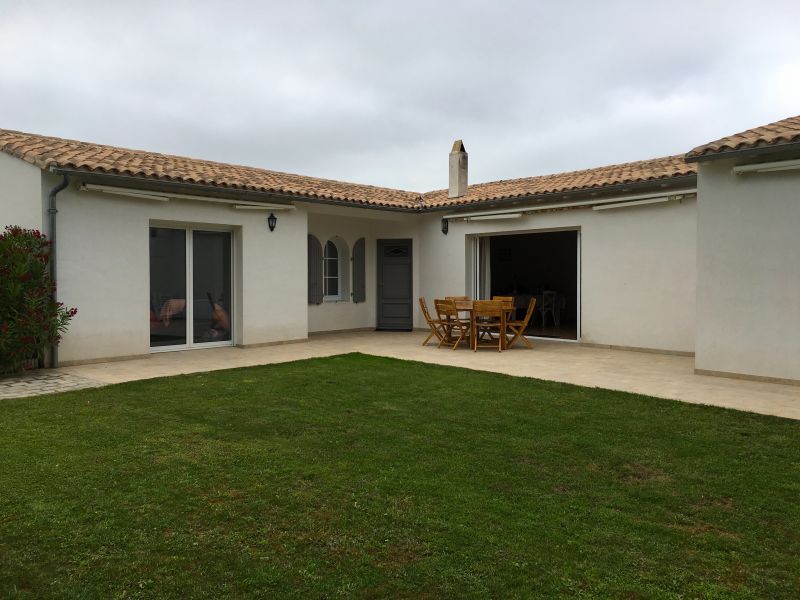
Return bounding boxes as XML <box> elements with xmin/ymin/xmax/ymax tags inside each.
<box><xmin>1</xmin><ymin>114</ymin><xmax>798</xmax><ymax>384</ymax></box>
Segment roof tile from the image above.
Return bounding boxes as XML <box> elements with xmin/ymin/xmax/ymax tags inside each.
<box><xmin>686</xmin><ymin>115</ymin><xmax>800</xmax><ymax>159</ymax></box>
<box><xmin>0</xmin><ymin>129</ymin><xmax>421</xmax><ymax>209</ymax></box>
<box><xmin>0</xmin><ymin>128</ymin><xmax>696</xmax><ymax>210</ymax></box>
<box><xmin>422</xmin><ymin>155</ymin><xmax>695</xmax><ymax>208</ymax></box>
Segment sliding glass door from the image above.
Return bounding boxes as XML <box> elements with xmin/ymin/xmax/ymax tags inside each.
<box><xmin>149</xmin><ymin>227</ymin><xmax>233</xmax><ymax>350</ymax></box>
<box><xmin>192</xmin><ymin>231</ymin><xmax>232</xmax><ymax>344</ymax></box>
<box><xmin>150</xmin><ymin>228</ymin><xmax>187</xmax><ymax>347</ymax></box>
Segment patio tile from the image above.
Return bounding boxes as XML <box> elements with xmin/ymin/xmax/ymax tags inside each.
<box><xmin>0</xmin><ymin>371</ymin><xmax>105</xmax><ymax>399</ymax></box>
<box><xmin>51</xmin><ymin>332</ymin><xmax>800</xmax><ymax>420</ymax></box>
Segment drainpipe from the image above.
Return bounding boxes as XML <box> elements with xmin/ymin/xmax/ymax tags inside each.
<box><xmin>47</xmin><ymin>174</ymin><xmax>70</xmax><ymax>368</ymax></box>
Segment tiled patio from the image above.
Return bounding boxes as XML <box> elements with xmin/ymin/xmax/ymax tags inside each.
<box><xmin>0</xmin><ymin>370</ymin><xmax>105</xmax><ymax>399</ymax></box>
<box><xmin>2</xmin><ymin>331</ymin><xmax>799</xmax><ymax>420</ymax></box>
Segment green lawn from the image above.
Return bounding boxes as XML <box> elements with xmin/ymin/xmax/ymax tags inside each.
<box><xmin>1</xmin><ymin>354</ymin><xmax>799</xmax><ymax>599</ymax></box>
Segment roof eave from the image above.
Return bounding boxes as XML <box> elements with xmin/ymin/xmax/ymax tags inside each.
<box><xmin>45</xmin><ymin>167</ymin><xmax>698</xmax><ymax>215</ymax></box>
<box><xmin>685</xmin><ymin>140</ymin><xmax>800</xmax><ymax>164</ymax></box>
<box><xmin>48</xmin><ymin>167</ymin><xmax>424</xmax><ymax>213</ymax></box>
<box><xmin>421</xmin><ymin>174</ymin><xmax>698</xmax><ymax>214</ymax></box>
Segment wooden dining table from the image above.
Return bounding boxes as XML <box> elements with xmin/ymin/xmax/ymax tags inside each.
<box><xmin>451</xmin><ymin>299</ymin><xmax>514</xmax><ymax>349</ymax></box>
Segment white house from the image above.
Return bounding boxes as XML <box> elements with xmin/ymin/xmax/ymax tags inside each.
<box><xmin>1</xmin><ymin>114</ymin><xmax>798</xmax><ymax>384</ymax></box>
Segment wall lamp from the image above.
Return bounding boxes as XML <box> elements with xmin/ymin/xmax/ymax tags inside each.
<box><xmin>441</xmin><ymin>218</ymin><xmax>449</xmax><ymax>235</ymax></box>
<box><xmin>267</xmin><ymin>212</ymin><xmax>277</xmax><ymax>232</ymax></box>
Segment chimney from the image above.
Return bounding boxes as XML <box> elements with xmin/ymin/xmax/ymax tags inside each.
<box><xmin>448</xmin><ymin>139</ymin><xmax>468</xmax><ymax>198</ymax></box>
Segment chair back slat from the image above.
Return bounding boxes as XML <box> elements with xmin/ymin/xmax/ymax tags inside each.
<box><xmin>492</xmin><ymin>296</ymin><xmax>517</xmax><ymax>317</ymax></box>
<box><xmin>434</xmin><ymin>298</ymin><xmax>458</xmax><ymax>320</ymax></box>
<box><xmin>472</xmin><ymin>300</ymin><xmax>504</xmax><ymax>318</ymax></box>
<box><xmin>453</xmin><ymin>299</ymin><xmax>473</xmax><ymax>311</ymax></box>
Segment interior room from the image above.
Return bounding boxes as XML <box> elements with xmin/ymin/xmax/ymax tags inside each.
<box><xmin>488</xmin><ymin>230</ymin><xmax>579</xmax><ymax>340</ymax></box>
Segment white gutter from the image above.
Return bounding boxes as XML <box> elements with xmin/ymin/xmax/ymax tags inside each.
<box><xmin>592</xmin><ymin>196</ymin><xmax>673</xmax><ymax>211</ymax></box>
<box><xmin>80</xmin><ymin>183</ymin><xmax>296</xmax><ymax>209</ymax></box>
<box><xmin>231</xmin><ymin>204</ymin><xmax>293</xmax><ymax>211</ymax></box>
<box><xmin>80</xmin><ymin>185</ymin><xmax>169</xmax><ymax>201</ymax></box>
<box><xmin>732</xmin><ymin>158</ymin><xmax>800</xmax><ymax>175</ymax></box>
<box><xmin>441</xmin><ymin>188</ymin><xmax>696</xmax><ymax>220</ymax></box>
<box><xmin>465</xmin><ymin>213</ymin><xmax>522</xmax><ymax>221</ymax></box>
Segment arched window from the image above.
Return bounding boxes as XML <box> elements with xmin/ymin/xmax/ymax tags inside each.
<box><xmin>323</xmin><ymin>240</ymin><xmax>340</xmax><ymax>300</ymax></box>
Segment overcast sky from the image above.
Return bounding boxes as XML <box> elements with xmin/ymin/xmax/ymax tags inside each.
<box><xmin>2</xmin><ymin>1</ymin><xmax>799</xmax><ymax>191</ymax></box>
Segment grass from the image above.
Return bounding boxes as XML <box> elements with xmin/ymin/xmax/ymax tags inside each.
<box><xmin>1</xmin><ymin>353</ymin><xmax>799</xmax><ymax>599</ymax></box>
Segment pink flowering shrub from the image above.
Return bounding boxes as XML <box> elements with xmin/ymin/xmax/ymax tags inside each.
<box><xmin>0</xmin><ymin>226</ymin><xmax>77</xmax><ymax>374</ymax></box>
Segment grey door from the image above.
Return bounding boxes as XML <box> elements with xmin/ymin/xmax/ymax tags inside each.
<box><xmin>377</xmin><ymin>239</ymin><xmax>413</xmax><ymax>330</ymax></box>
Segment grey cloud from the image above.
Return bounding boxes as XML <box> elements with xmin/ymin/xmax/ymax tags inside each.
<box><xmin>1</xmin><ymin>0</ymin><xmax>799</xmax><ymax>190</ymax></box>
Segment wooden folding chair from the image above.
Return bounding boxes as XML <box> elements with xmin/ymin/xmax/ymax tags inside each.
<box><xmin>492</xmin><ymin>296</ymin><xmax>515</xmax><ymax>315</ymax></box>
<box><xmin>506</xmin><ymin>297</ymin><xmax>537</xmax><ymax>349</ymax></box>
<box><xmin>491</xmin><ymin>296</ymin><xmax>515</xmax><ymax>337</ymax></box>
<box><xmin>434</xmin><ymin>298</ymin><xmax>469</xmax><ymax>350</ymax></box>
<box><xmin>471</xmin><ymin>300</ymin><xmax>506</xmax><ymax>352</ymax></box>
<box><xmin>451</xmin><ymin>298</ymin><xmax>474</xmax><ymax>332</ymax></box>
<box><xmin>419</xmin><ymin>297</ymin><xmax>446</xmax><ymax>346</ymax></box>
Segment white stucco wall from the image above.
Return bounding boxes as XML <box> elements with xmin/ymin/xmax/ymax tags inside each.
<box><xmin>418</xmin><ymin>196</ymin><xmax>697</xmax><ymax>353</ymax></box>
<box><xmin>305</xmin><ymin>203</ymin><xmax>422</xmax><ymax>332</ymax></box>
<box><xmin>695</xmin><ymin>158</ymin><xmax>800</xmax><ymax>381</ymax></box>
<box><xmin>49</xmin><ymin>174</ymin><xmax>308</xmax><ymax>363</ymax></box>
<box><xmin>7</xmin><ymin>163</ymin><xmax>697</xmax><ymax>361</ymax></box>
<box><xmin>0</xmin><ymin>153</ymin><xmax>44</xmax><ymax>231</ymax></box>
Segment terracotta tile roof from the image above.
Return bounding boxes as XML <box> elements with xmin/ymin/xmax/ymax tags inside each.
<box><xmin>686</xmin><ymin>115</ymin><xmax>800</xmax><ymax>160</ymax></box>
<box><xmin>0</xmin><ymin>129</ymin><xmax>422</xmax><ymax>209</ymax></box>
<box><xmin>421</xmin><ymin>155</ymin><xmax>696</xmax><ymax>208</ymax></box>
<box><xmin>0</xmin><ymin>128</ymin><xmax>696</xmax><ymax>211</ymax></box>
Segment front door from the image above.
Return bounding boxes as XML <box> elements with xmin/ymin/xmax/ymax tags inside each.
<box><xmin>377</xmin><ymin>239</ymin><xmax>413</xmax><ymax>330</ymax></box>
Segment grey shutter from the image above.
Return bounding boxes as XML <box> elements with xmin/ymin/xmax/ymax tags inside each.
<box><xmin>308</xmin><ymin>234</ymin><xmax>323</xmax><ymax>305</ymax></box>
<box><xmin>352</xmin><ymin>237</ymin><xmax>366</xmax><ymax>303</ymax></box>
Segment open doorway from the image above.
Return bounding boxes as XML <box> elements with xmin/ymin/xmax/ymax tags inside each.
<box><xmin>486</xmin><ymin>230</ymin><xmax>579</xmax><ymax>340</ymax></box>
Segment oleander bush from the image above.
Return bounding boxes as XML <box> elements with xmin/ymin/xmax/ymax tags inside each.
<box><xmin>0</xmin><ymin>226</ymin><xmax>76</xmax><ymax>375</ymax></box>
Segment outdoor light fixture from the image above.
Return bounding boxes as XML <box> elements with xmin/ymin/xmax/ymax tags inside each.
<box><xmin>267</xmin><ymin>212</ymin><xmax>277</xmax><ymax>232</ymax></box>
<box><xmin>441</xmin><ymin>218</ymin><xmax>449</xmax><ymax>235</ymax></box>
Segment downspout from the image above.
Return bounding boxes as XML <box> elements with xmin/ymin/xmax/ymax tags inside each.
<box><xmin>47</xmin><ymin>174</ymin><xmax>70</xmax><ymax>368</ymax></box>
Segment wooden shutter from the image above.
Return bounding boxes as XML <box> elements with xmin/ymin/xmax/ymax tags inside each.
<box><xmin>307</xmin><ymin>234</ymin><xmax>323</xmax><ymax>305</ymax></box>
<box><xmin>352</xmin><ymin>237</ymin><xmax>366</xmax><ymax>303</ymax></box>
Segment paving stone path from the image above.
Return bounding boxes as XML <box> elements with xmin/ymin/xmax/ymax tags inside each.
<box><xmin>0</xmin><ymin>371</ymin><xmax>105</xmax><ymax>399</ymax></box>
